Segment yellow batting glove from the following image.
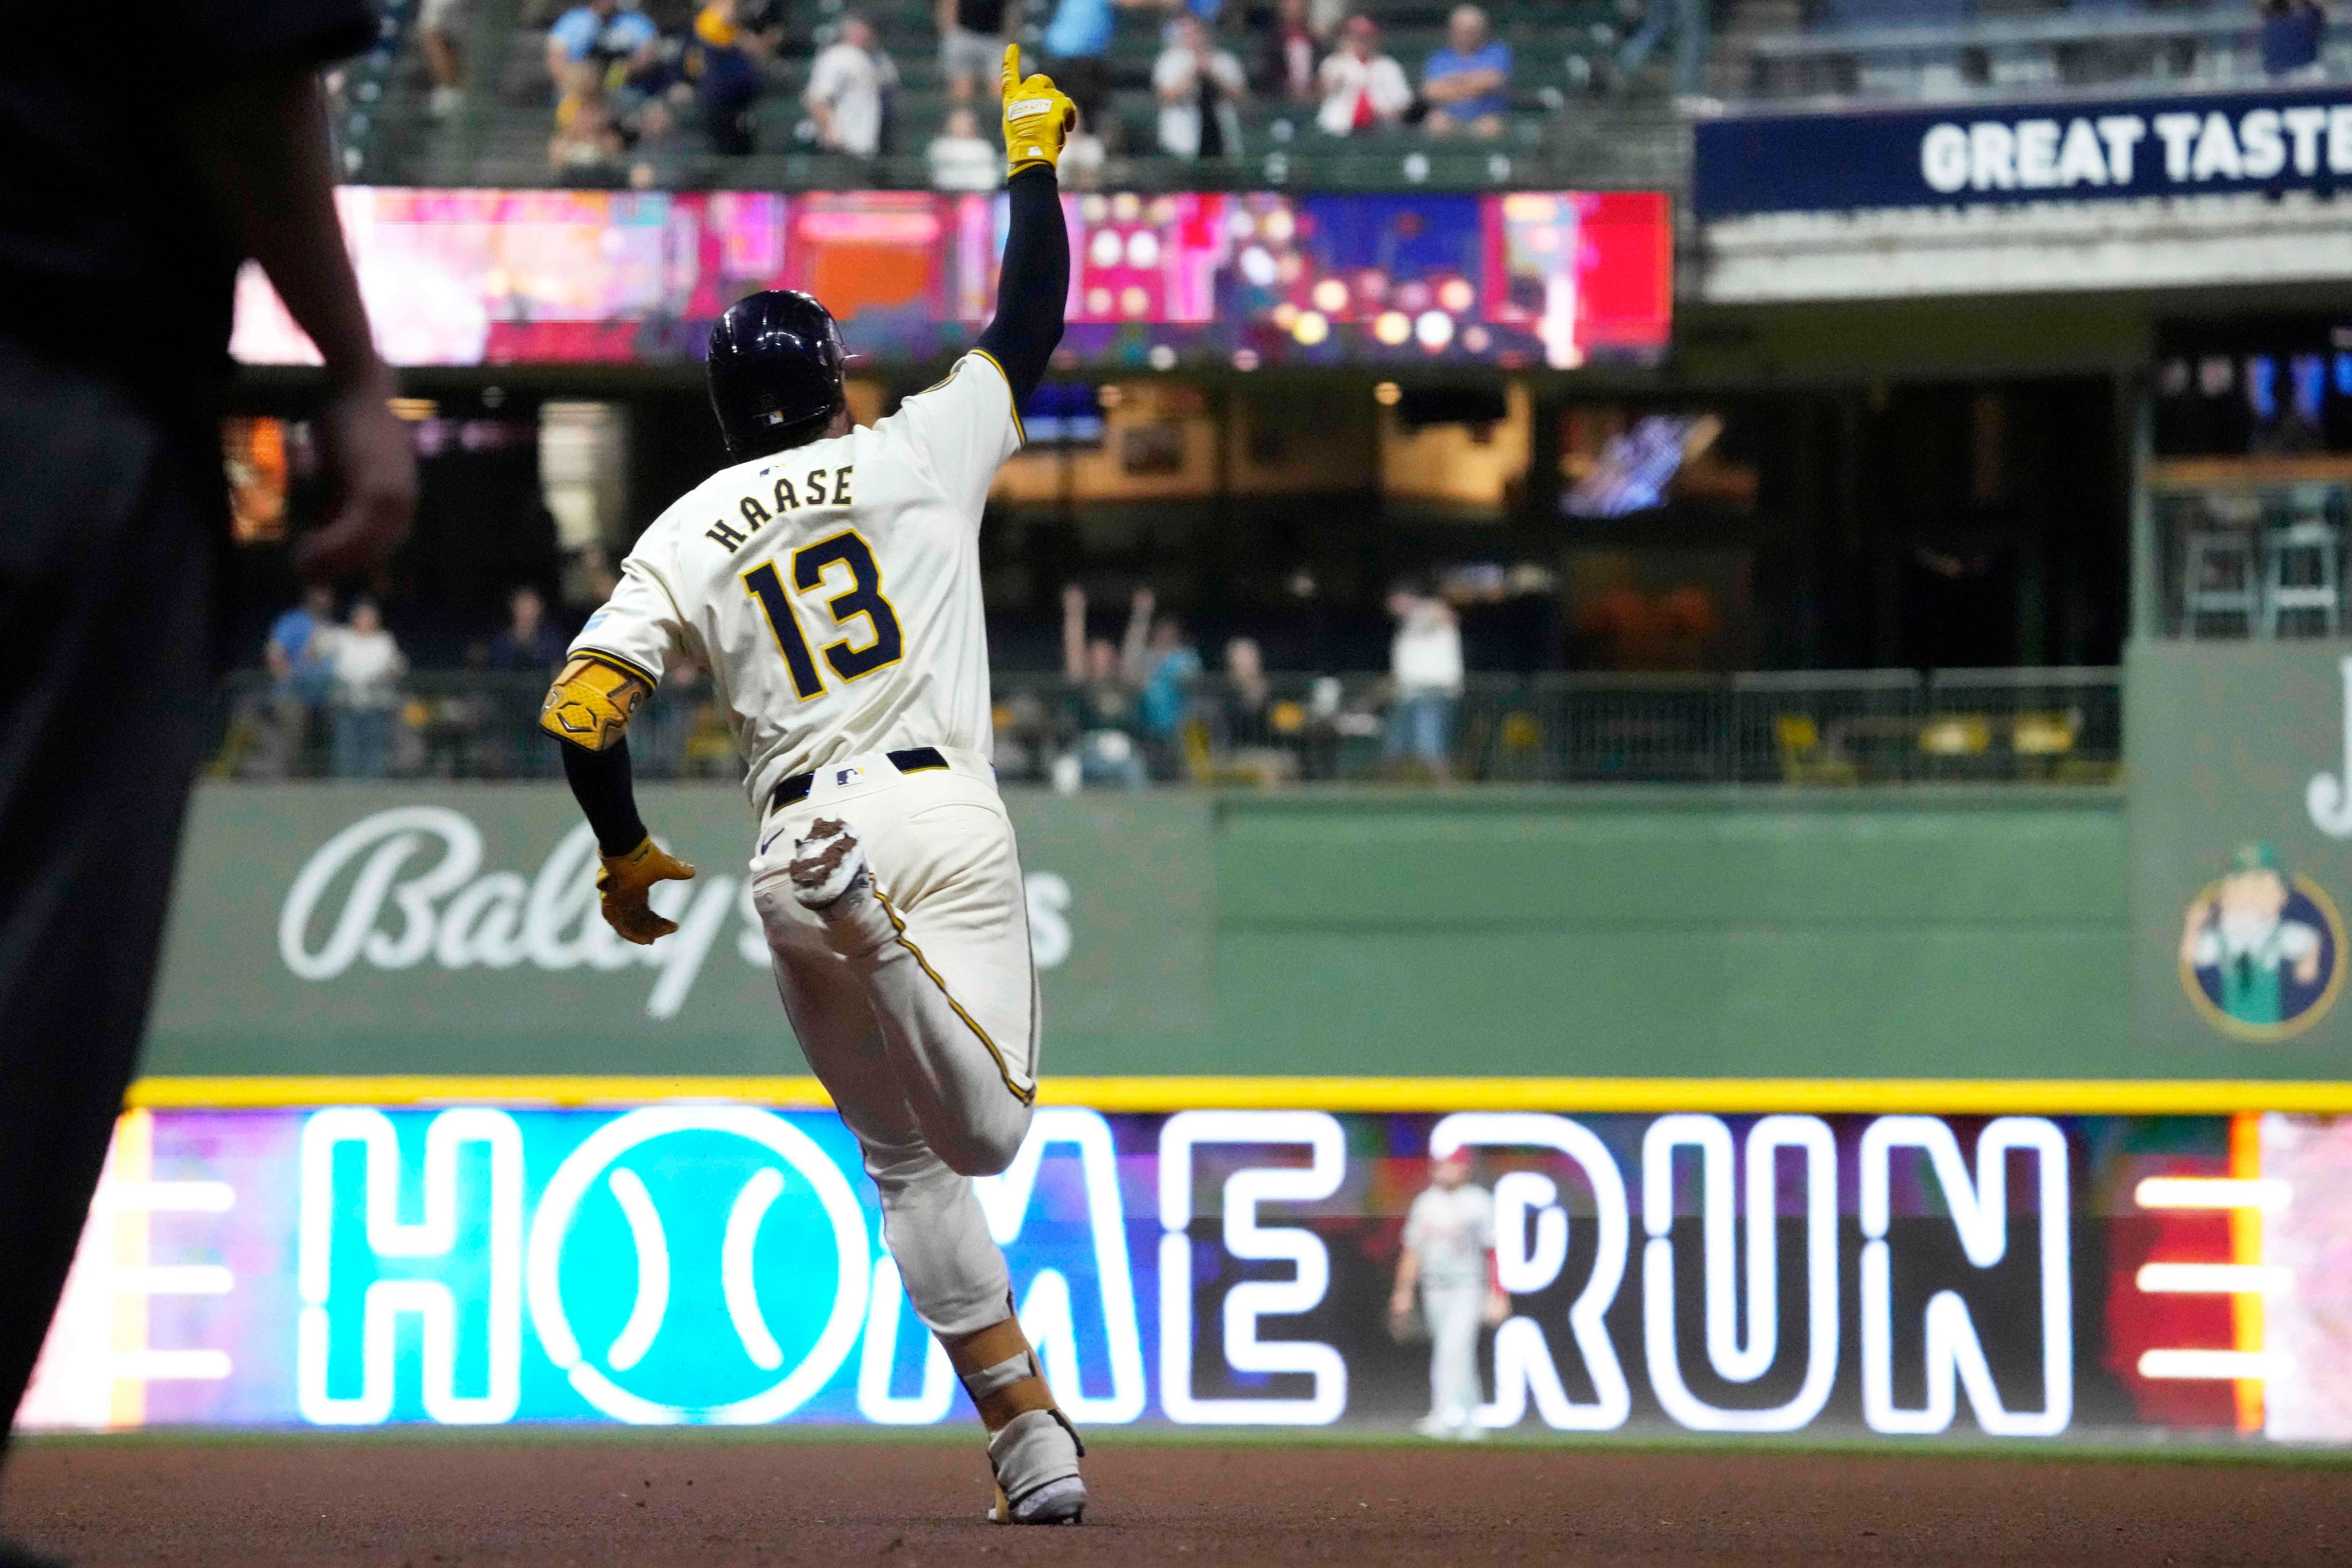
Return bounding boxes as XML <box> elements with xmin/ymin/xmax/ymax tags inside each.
<box><xmin>1001</xmin><ymin>44</ymin><xmax>1077</xmax><ymax>176</ymax></box>
<box><xmin>598</xmin><ymin>835</ymin><xmax>696</xmax><ymax>945</ymax></box>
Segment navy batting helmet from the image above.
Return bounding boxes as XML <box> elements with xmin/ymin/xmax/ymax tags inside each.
<box><xmin>707</xmin><ymin>290</ymin><xmax>848</xmax><ymax>459</ymax></box>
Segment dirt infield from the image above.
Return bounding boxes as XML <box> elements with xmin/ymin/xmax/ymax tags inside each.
<box><xmin>3</xmin><ymin>1434</ymin><xmax>2345</xmax><ymax>1566</ymax></box>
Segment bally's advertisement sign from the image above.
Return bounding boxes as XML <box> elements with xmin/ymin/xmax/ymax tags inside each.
<box><xmin>1694</xmin><ymin>84</ymin><xmax>2352</xmax><ymax>217</ymax></box>
<box><xmin>23</xmin><ymin>1101</ymin><xmax>2352</xmax><ymax>1442</ymax></box>
<box><xmin>143</xmin><ymin>785</ymin><xmax>1214</xmax><ymax>1078</ymax></box>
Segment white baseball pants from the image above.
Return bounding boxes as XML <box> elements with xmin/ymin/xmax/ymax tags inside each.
<box><xmin>748</xmin><ymin>747</ymin><xmax>1040</xmax><ymax>1340</ymax></box>
<box><xmin>1423</xmin><ymin>1279</ymin><xmax>1487</xmax><ymax>1428</ymax></box>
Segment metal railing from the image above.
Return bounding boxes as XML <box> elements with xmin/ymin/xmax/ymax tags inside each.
<box><xmin>209</xmin><ymin>666</ymin><xmax>2121</xmax><ymax>787</ymax></box>
<box><xmin>1721</xmin><ymin>4</ymin><xmax>2338</xmax><ymax>108</ymax></box>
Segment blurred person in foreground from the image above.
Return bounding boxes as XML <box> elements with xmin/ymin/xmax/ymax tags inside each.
<box><xmin>1386</xmin><ymin>581</ymin><xmax>1463</xmax><ymax>780</ymax></box>
<box><xmin>0</xmin><ymin>6</ymin><xmax>413</xmax><ymax>1559</ymax></box>
<box><xmin>1420</xmin><ymin>5</ymin><xmax>1509</xmax><ymax>138</ymax></box>
<box><xmin>1389</xmin><ymin>1147</ymin><xmax>1508</xmax><ymax>1440</ymax></box>
<box><xmin>1316</xmin><ymin>13</ymin><xmax>1410</xmax><ymax>135</ymax></box>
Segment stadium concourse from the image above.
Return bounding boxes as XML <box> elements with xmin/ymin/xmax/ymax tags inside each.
<box><xmin>6</xmin><ymin>1436</ymin><xmax>2350</xmax><ymax>1564</ymax></box>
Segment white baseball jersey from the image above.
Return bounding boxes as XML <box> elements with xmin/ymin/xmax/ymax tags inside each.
<box><xmin>569</xmin><ymin>351</ymin><xmax>1022</xmax><ymax>809</ymax></box>
<box><xmin>1403</xmin><ymin>1182</ymin><xmax>1495</xmax><ymax>1289</ymax></box>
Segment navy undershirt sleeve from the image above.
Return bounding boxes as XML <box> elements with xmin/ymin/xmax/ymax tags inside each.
<box><xmin>559</xmin><ymin>734</ymin><xmax>651</xmax><ymax>858</ymax></box>
<box><xmin>974</xmin><ymin>165</ymin><xmax>1069</xmax><ymax>407</ymax></box>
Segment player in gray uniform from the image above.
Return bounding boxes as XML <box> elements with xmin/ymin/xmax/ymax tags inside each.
<box><xmin>1391</xmin><ymin>1148</ymin><xmax>1509</xmax><ymax>1439</ymax></box>
<box><xmin>540</xmin><ymin>50</ymin><xmax>1087</xmax><ymax>1525</ymax></box>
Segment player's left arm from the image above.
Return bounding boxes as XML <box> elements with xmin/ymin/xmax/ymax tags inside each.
<box><xmin>974</xmin><ymin>45</ymin><xmax>1074</xmax><ymax>407</ymax></box>
<box><xmin>541</xmin><ymin>562</ymin><xmax>697</xmax><ymax>944</ymax></box>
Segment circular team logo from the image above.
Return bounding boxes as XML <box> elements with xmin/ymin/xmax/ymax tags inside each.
<box><xmin>526</xmin><ymin>1108</ymin><xmax>871</xmax><ymax>1423</ymax></box>
<box><xmin>2178</xmin><ymin>844</ymin><xmax>2348</xmax><ymax>1042</ymax></box>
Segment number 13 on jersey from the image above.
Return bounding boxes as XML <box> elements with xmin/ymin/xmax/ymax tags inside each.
<box><xmin>742</xmin><ymin>529</ymin><xmax>907</xmax><ymax>700</ymax></box>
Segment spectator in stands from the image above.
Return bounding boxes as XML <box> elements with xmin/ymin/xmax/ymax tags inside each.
<box><xmin>928</xmin><ymin>107</ymin><xmax>1004</xmax><ymax>189</ymax></box>
<box><xmin>638</xmin><ymin>654</ymin><xmax>706</xmax><ymax>778</ymax></box>
<box><xmin>1215</xmin><ymin>636</ymin><xmax>1274</xmax><ymax>748</ymax></box>
<box><xmin>1616</xmin><ymin>0</ymin><xmax>1705</xmax><ymax>100</ymax></box>
<box><xmin>488</xmin><ymin>584</ymin><xmax>569</xmax><ymax>776</ymax></box>
<box><xmin>325</xmin><ymin>599</ymin><xmax>407</xmax><ymax>780</ymax></box>
<box><xmin>1061</xmin><ymin>583</ymin><xmax>1148</xmax><ymax>789</ymax></box>
<box><xmin>1420</xmin><ymin>6</ymin><xmax>1509</xmax><ymax>139</ymax></box>
<box><xmin>419</xmin><ymin>0</ymin><xmax>467</xmax><ymax>119</ymax></box>
<box><xmin>1258</xmin><ymin>0</ymin><xmax>1322</xmax><ymax>101</ymax></box>
<box><xmin>1045</xmin><ymin>0</ymin><xmax>1142</xmax><ymax>159</ymax></box>
<box><xmin>549</xmin><ymin>73</ymin><xmax>628</xmax><ymax>170</ymax></box>
<box><xmin>1317</xmin><ymin>15</ymin><xmax>1411</xmax><ymax>135</ymax></box>
<box><xmin>1209</xmin><ymin>635</ymin><xmax>1300</xmax><ymax>783</ymax></box>
<box><xmin>1125</xmin><ymin>587</ymin><xmax>1204</xmax><ymax>771</ymax></box>
<box><xmin>1155</xmin><ymin>13</ymin><xmax>1249</xmax><ymax>159</ymax></box>
<box><xmin>1043</xmin><ymin>0</ymin><xmax>1112</xmax><ymax>115</ymax></box>
<box><xmin>545</xmin><ymin>0</ymin><xmax>669</xmax><ymax>122</ymax></box>
<box><xmin>260</xmin><ymin>585</ymin><xmax>340</xmax><ymax>777</ymax></box>
<box><xmin>939</xmin><ymin>0</ymin><xmax>1008</xmax><ymax>105</ymax></box>
<box><xmin>488</xmin><ymin>585</ymin><xmax>567</xmax><ymax>673</ymax></box>
<box><xmin>2260</xmin><ymin>0</ymin><xmax>2326</xmax><ymax>79</ymax></box>
<box><xmin>1385</xmin><ymin>582</ymin><xmax>1462</xmax><ymax>780</ymax></box>
<box><xmin>805</xmin><ymin>15</ymin><xmax>898</xmax><ymax>158</ymax></box>
<box><xmin>688</xmin><ymin>0</ymin><xmax>781</xmax><ymax>155</ymax></box>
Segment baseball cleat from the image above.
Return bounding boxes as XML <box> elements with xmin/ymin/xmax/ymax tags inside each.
<box><xmin>990</xmin><ymin>1476</ymin><xmax>1087</xmax><ymax>1526</ymax></box>
<box><xmin>786</xmin><ymin>817</ymin><xmax>869</xmax><ymax>910</ymax></box>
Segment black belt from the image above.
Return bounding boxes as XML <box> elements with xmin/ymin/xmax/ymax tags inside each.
<box><xmin>770</xmin><ymin>747</ymin><xmax>949</xmax><ymax>813</ymax></box>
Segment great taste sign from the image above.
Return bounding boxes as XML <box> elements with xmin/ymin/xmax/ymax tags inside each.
<box><xmin>146</xmin><ymin>785</ymin><xmax>1213</xmax><ymax>1077</ymax></box>
<box><xmin>1694</xmin><ymin>85</ymin><xmax>2352</xmax><ymax>217</ymax></box>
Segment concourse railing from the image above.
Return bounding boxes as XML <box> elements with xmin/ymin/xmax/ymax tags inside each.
<box><xmin>208</xmin><ymin>665</ymin><xmax>2120</xmax><ymax>788</ymax></box>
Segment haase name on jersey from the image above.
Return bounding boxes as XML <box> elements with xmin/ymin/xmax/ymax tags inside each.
<box><xmin>706</xmin><ymin>465</ymin><xmax>858</xmax><ymax>552</ymax></box>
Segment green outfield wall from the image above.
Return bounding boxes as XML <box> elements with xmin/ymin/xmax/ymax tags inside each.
<box><xmin>143</xmin><ymin>783</ymin><xmax>2142</xmax><ymax>1081</ymax></box>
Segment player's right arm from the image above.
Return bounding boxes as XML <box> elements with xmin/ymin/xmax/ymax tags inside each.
<box><xmin>1389</xmin><ymin>1193</ymin><xmax>1427</xmax><ymax>1329</ymax></box>
<box><xmin>541</xmin><ymin>554</ymin><xmax>696</xmax><ymax>944</ymax></box>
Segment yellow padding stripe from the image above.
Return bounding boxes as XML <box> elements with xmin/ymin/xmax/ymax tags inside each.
<box><xmin>570</xmin><ymin>647</ymin><xmax>660</xmax><ymax>688</ymax></box>
<box><xmin>968</xmin><ymin>349</ymin><xmax>1027</xmax><ymax>447</ymax></box>
<box><xmin>872</xmin><ymin>888</ymin><xmax>1036</xmax><ymax>1108</ymax></box>
<box><xmin>122</xmin><ymin>1076</ymin><xmax>2352</xmax><ymax>1114</ymax></box>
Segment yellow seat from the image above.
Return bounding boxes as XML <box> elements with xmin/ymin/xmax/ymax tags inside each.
<box><xmin>2011</xmin><ymin>712</ymin><xmax>2078</xmax><ymax>755</ymax></box>
<box><xmin>1918</xmin><ymin>716</ymin><xmax>1992</xmax><ymax>756</ymax></box>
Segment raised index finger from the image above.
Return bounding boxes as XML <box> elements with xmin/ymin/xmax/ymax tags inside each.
<box><xmin>1001</xmin><ymin>42</ymin><xmax>1021</xmax><ymax>97</ymax></box>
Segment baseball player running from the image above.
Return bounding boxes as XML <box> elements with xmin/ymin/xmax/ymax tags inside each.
<box><xmin>540</xmin><ymin>49</ymin><xmax>1084</xmax><ymax>1525</ymax></box>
